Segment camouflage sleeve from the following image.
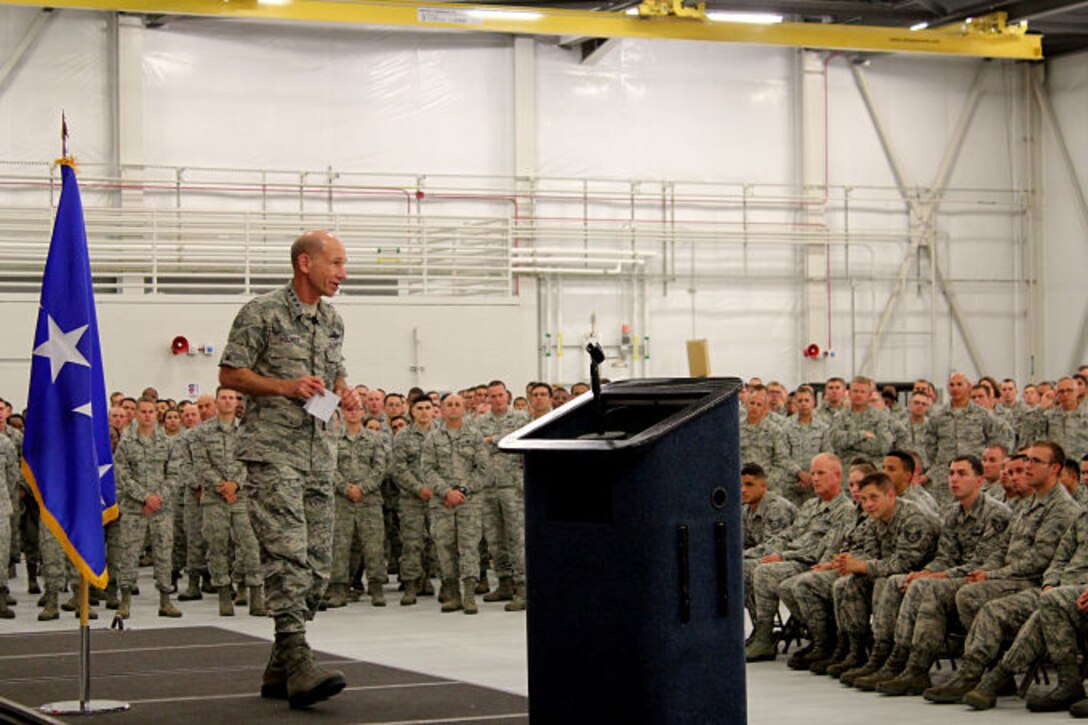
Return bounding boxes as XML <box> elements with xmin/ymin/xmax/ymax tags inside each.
<box><xmin>925</xmin><ymin>513</ymin><xmax>963</xmax><ymax>573</ymax></box>
<box><xmin>393</xmin><ymin>434</ymin><xmax>424</xmax><ymax>497</ymax></box>
<box><xmin>333</xmin><ymin>441</ymin><xmax>351</xmax><ymax>497</ymax></box>
<box><xmin>990</xmin><ymin>505</ymin><xmax>1077</xmax><ymax>580</ymax></box>
<box><xmin>362</xmin><ymin>436</ymin><xmax>387</xmax><ymax>495</ymax></box>
<box><xmin>165</xmin><ymin>438</ymin><xmax>184</xmax><ymax>497</ymax></box>
<box><xmin>188</xmin><ymin>430</ymin><xmax>221</xmax><ymax>492</ymax></box>
<box><xmin>867</xmin><ymin>414</ymin><xmax>893</xmax><ymax>458</ymax></box>
<box><xmin>770</xmin><ymin>427</ymin><xmax>791</xmax><ymax>489</ymax></box>
<box><xmin>986</xmin><ymin>411</ymin><xmax>1015</xmax><ymax>451</ymax></box>
<box><xmin>923</xmin><ymin>415</ymin><xmax>940</xmax><ymax>477</ymax></box>
<box><xmin>3</xmin><ymin>444</ymin><xmax>18</xmax><ymax>510</ymax></box>
<box><xmin>828</xmin><ymin>420</ymin><xmax>856</xmax><ymax>453</ymax></box>
<box><xmin>473</xmin><ymin>430</ymin><xmax>490</xmax><ymax>491</ymax></box>
<box><xmin>116</xmin><ymin>442</ymin><xmax>147</xmax><ymax>506</ymax></box>
<box><xmin>421</xmin><ymin>434</ymin><xmax>449</xmax><ymax>498</ymax></box>
<box><xmin>866</xmin><ymin>514</ymin><xmax>938</xmax><ymax>578</ymax></box>
<box><xmin>219</xmin><ymin>299</ymin><xmax>267</xmax><ymax>370</ymax></box>
<box><xmin>1042</xmin><ymin>515</ymin><xmax>1084</xmax><ymax>587</ymax></box>
<box><xmin>948</xmin><ymin>507</ymin><xmax>1012</xmax><ymax>577</ymax></box>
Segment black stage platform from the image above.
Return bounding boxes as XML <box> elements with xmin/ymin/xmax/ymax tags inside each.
<box><xmin>0</xmin><ymin>627</ymin><xmax>528</xmax><ymax>724</ymax></box>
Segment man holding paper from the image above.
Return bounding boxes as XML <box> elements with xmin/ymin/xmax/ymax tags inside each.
<box><xmin>219</xmin><ymin>230</ymin><xmax>361</xmax><ymax>710</ymax></box>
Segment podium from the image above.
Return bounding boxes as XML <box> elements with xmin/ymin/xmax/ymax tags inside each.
<box><xmin>499</xmin><ymin>377</ymin><xmax>745</xmax><ymax>724</ymax></box>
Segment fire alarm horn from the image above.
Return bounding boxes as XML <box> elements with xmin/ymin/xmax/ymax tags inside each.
<box><xmin>804</xmin><ymin>343</ymin><xmax>820</xmax><ymax>359</ymax></box>
<box><xmin>171</xmin><ymin>336</ymin><xmax>190</xmax><ymax>355</ymax></box>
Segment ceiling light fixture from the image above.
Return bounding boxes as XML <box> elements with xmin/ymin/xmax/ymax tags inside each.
<box><xmin>706</xmin><ymin>11</ymin><xmax>784</xmax><ymax>24</ymax></box>
<box><xmin>910</xmin><ymin>21</ymin><xmax>929</xmax><ymax>30</ymax></box>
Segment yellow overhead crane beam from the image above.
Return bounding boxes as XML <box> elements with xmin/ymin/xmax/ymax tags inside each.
<box><xmin>0</xmin><ymin>0</ymin><xmax>1043</xmax><ymax>60</ymax></box>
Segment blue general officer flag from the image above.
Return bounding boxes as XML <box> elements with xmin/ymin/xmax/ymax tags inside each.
<box><xmin>22</xmin><ymin>162</ymin><xmax>118</xmax><ymax>589</ymax></box>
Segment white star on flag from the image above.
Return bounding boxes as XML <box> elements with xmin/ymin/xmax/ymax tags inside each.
<box><xmin>33</xmin><ymin>314</ymin><xmax>90</xmax><ymax>382</ymax></box>
<box><xmin>73</xmin><ymin>401</ymin><xmax>93</xmax><ymax>418</ymax></box>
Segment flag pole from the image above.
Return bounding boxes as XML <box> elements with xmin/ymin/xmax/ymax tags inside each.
<box><xmin>36</xmin><ymin>115</ymin><xmax>128</xmax><ymax>718</ymax></box>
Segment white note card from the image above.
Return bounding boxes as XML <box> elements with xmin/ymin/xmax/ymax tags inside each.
<box><xmin>304</xmin><ymin>389</ymin><xmax>340</xmax><ymax>423</ymax></box>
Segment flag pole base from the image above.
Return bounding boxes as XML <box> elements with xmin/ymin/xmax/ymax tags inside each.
<box><xmin>40</xmin><ymin>700</ymin><xmax>130</xmax><ymax>716</ymax></box>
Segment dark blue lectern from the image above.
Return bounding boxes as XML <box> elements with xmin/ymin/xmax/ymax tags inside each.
<box><xmin>499</xmin><ymin>377</ymin><xmax>745</xmax><ymax>724</ymax></box>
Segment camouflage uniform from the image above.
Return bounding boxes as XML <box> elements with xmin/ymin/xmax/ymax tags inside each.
<box><xmin>220</xmin><ymin>282</ymin><xmax>346</xmax><ymax>635</ymax></box>
<box><xmin>393</xmin><ymin>424</ymin><xmax>435</xmax><ymax>583</ymax></box>
<box><xmin>924</xmin><ymin>402</ymin><xmax>1013</xmax><ymax>508</ymax></box>
<box><xmin>422</xmin><ymin>423</ymin><xmax>488</xmax><ymax>582</ymax></box>
<box><xmin>876</xmin><ymin>493</ymin><xmax>1011</xmax><ymax>649</ymax></box>
<box><xmin>1045</xmin><ymin>407</ymin><xmax>1088</xmax><ymax>462</ymax></box>
<box><xmin>0</xmin><ymin>434</ymin><xmax>16</xmax><ymax>595</ymax></box>
<box><xmin>900</xmin><ymin>485</ymin><xmax>941</xmax><ymax>519</ymax></box>
<box><xmin>997</xmin><ymin>401</ymin><xmax>1028</xmax><ymax>448</ymax></box>
<box><xmin>982</xmin><ymin>509</ymin><xmax>1088</xmax><ymax>674</ymax></box>
<box><xmin>833</xmin><ymin>499</ymin><xmax>940</xmax><ymax>637</ymax></box>
<box><xmin>332</xmin><ymin>428</ymin><xmax>387</xmax><ymax>587</ymax></box>
<box><xmin>779</xmin><ymin>416</ymin><xmax>830</xmax><ymax>507</ymax></box>
<box><xmin>892</xmin><ymin>418</ymin><xmax>930</xmax><ymax>469</ymax></box>
<box><xmin>954</xmin><ymin>484</ymin><xmax>1080</xmax><ymax>630</ymax></box>
<box><xmin>815</xmin><ymin>402</ymin><xmax>845</xmax><ymax>426</ymax></box>
<box><xmin>478</xmin><ymin>409</ymin><xmax>529</xmax><ymax>585</ymax></box>
<box><xmin>190</xmin><ymin>417</ymin><xmax>261</xmax><ymax>588</ymax></box>
<box><xmin>1019</xmin><ymin>407</ymin><xmax>1047</xmax><ymax>450</ymax></box>
<box><xmin>742</xmin><ymin>492</ymin><xmax>797</xmax><ymax>550</ymax></box>
<box><xmin>784</xmin><ymin>506</ymin><xmax>870</xmax><ymax>636</ymax></box>
<box><xmin>744</xmin><ymin>492</ymin><xmax>854</xmax><ymax>627</ymax></box>
<box><xmin>739</xmin><ymin>417</ymin><xmax>788</xmax><ymax>493</ymax></box>
<box><xmin>828</xmin><ymin>408</ymin><xmax>892</xmax><ymax>471</ymax></box>
<box><xmin>171</xmin><ymin>427</ymin><xmax>208</xmax><ymax>581</ymax></box>
<box><xmin>114</xmin><ymin>428</ymin><xmax>174</xmax><ymax>592</ymax></box>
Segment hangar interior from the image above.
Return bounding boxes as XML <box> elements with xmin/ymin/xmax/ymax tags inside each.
<box><xmin>1</xmin><ymin>1</ymin><xmax>1087</xmax><ymax>405</ymax></box>
<box><xmin>1</xmin><ymin>1</ymin><xmax>1088</xmax><ymax>722</ymax></box>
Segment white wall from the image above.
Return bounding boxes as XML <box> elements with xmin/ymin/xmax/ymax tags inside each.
<box><xmin>0</xmin><ymin>6</ymin><xmax>1056</xmax><ymax>406</ymax></box>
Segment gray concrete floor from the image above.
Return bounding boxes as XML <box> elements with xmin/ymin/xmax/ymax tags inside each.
<box><xmin>0</xmin><ymin>569</ymin><xmax>1076</xmax><ymax>723</ymax></box>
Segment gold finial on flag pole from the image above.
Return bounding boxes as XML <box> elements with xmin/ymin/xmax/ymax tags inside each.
<box><xmin>55</xmin><ymin>112</ymin><xmax>76</xmax><ymax>170</ymax></box>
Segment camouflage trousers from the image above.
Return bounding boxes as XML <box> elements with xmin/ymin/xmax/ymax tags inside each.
<box><xmin>119</xmin><ymin>504</ymin><xmax>174</xmax><ymax>593</ymax></box>
<box><xmin>172</xmin><ymin>501</ymin><xmax>186</xmax><ymax>574</ymax></box>
<box><xmin>955</xmin><ymin>578</ymin><xmax>1036</xmax><ymax>633</ymax></box>
<box><xmin>398</xmin><ymin>498</ymin><xmax>435</xmax><ymax>581</ymax></box>
<box><xmin>184</xmin><ymin>495</ymin><xmax>207</xmax><ymax>577</ymax></box>
<box><xmin>0</xmin><ymin>513</ymin><xmax>8</xmax><ymax>591</ymax></box>
<box><xmin>39</xmin><ymin>524</ymin><xmax>70</xmax><ymax>594</ymax></box>
<box><xmin>788</xmin><ymin>569</ymin><xmax>839</xmax><ymax>637</ymax></box>
<box><xmin>7</xmin><ymin>511</ymin><xmax>16</xmax><ymax>567</ymax></box>
<box><xmin>331</xmin><ymin>497</ymin><xmax>386</xmax><ymax>586</ymax></box>
<box><xmin>19</xmin><ymin>494</ymin><xmax>39</xmax><ymax>567</ymax></box>
<box><xmin>430</xmin><ymin>496</ymin><xmax>482</xmax><ymax>581</ymax></box>
<box><xmin>834</xmin><ymin>574</ymin><xmax>885</xmax><ymax>637</ymax></box>
<box><xmin>749</xmin><ymin>559</ymin><xmax>805</xmax><ymax>625</ymax></box>
<box><xmin>962</xmin><ymin>588</ymin><xmax>1040</xmax><ymax>671</ymax></box>
<box><xmin>872</xmin><ymin>573</ymin><xmax>912</xmax><ymax>643</ymax></box>
<box><xmin>1038</xmin><ymin>585</ymin><xmax>1088</xmax><ymax>666</ymax></box>
<box><xmin>244</xmin><ymin>463</ymin><xmax>334</xmax><ymax>636</ymax></box>
<box><xmin>202</xmin><ymin>497</ymin><xmax>261</xmax><ymax>588</ymax></box>
<box><xmin>482</xmin><ymin>486</ymin><xmax>525</xmax><ymax>583</ymax></box>
<box><xmin>895</xmin><ymin>577</ymin><xmax>965</xmax><ymax>652</ymax></box>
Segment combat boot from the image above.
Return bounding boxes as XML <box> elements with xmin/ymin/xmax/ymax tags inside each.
<box><xmin>279</xmin><ymin>632</ymin><xmax>347</xmax><ymax>709</ymax></box>
<box><xmin>0</xmin><ymin>589</ymin><xmax>14</xmax><ymax>619</ymax></box>
<box><xmin>38</xmin><ymin>591</ymin><xmax>59</xmax><ymax>621</ymax></box>
<box><xmin>440</xmin><ymin>579</ymin><xmax>462</xmax><ymax>612</ymax></box>
<box><xmin>158</xmin><ymin>591</ymin><xmax>182</xmax><ymax>618</ymax></box>
<box><xmin>809</xmin><ymin>633</ymin><xmax>847</xmax><ymax>675</ymax></box>
<box><xmin>261</xmin><ymin>641</ymin><xmax>288</xmax><ymax>699</ymax></box>
<box><xmin>368</xmin><ymin>579</ymin><xmax>386</xmax><ymax>607</ymax></box>
<box><xmin>786</xmin><ymin>641</ymin><xmax>817</xmax><ymax>671</ymax></box>
<box><xmin>484</xmin><ymin>576</ymin><xmax>514</xmax><ymax>602</ymax></box>
<box><xmin>855</xmin><ymin>643</ymin><xmax>909</xmax><ymax>691</ymax></box>
<box><xmin>505</xmin><ymin>583</ymin><xmax>527</xmax><ymax>612</ymax></box>
<box><xmin>26</xmin><ymin>563</ymin><xmax>40</xmax><ymax>595</ymax></box>
<box><xmin>923</xmin><ymin>658</ymin><xmax>983</xmax><ymax>704</ymax></box>
<box><xmin>201</xmin><ymin>572</ymin><xmax>215</xmax><ymax>594</ymax></box>
<box><xmin>218</xmin><ymin>586</ymin><xmax>235</xmax><ymax>617</ymax></box>
<box><xmin>1027</xmin><ymin>663</ymin><xmax>1086</xmax><ymax>712</ymax></box>
<box><xmin>117</xmin><ymin>589</ymin><xmax>131</xmax><ymax>619</ymax></box>
<box><xmin>438</xmin><ymin>579</ymin><xmax>452</xmax><ymax>604</ymax></box>
<box><xmin>177</xmin><ymin>573</ymin><xmax>202</xmax><ymax>600</ymax></box>
<box><xmin>827</xmin><ymin>635</ymin><xmax>867</xmax><ymax>679</ymax></box>
<box><xmin>419</xmin><ymin>577</ymin><xmax>435</xmax><ymax>596</ymax></box>
<box><xmin>965</xmin><ymin>662</ymin><xmax>1014</xmax><ymax>711</ymax></box>
<box><xmin>475</xmin><ymin>577</ymin><xmax>490</xmax><ymax>595</ymax></box>
<box><xmin>323</xmin><ymin>584</ymin><xmax>348</xmax><ymax>609</ymax></box>
<box><xmin>234</xmin><ymin>585</ymin><xmax>248</xmax><ymax>606</ymax></box>
<box><xmin>249</xmin><ymin>586</ymin><xmax>267</xmax><ymax>617</ymax></box>
<box><xmin>842</xmin><ymin>639</ymin><xmax>890</xmax><ymax>686</ymax></box>
<box><xmin>400</xmin><ymin>579</ymin><xmax>418</xmax><ymax>606</ymax></box>
<box><xmin>745</xmin><ymin>620</ymin><xmax>778</xmax><ymax>662</ymax></box>
<box><xmin>105</xmin><ymin>582</ymin><xmax>119</xmax><ymax>610</ymax></box>
<box><xmin>61</xmin><ymin>588</ymin><xmax>78</xmax><ymax>612</ymax></box>
<box><xmin>462</xmin><ymin>578</ymin><xmax>479</xmax><ymax>615</ymax></box>
<box><xmin>1070</xmin><ymin>697</ymin><xmax>1088</xmax><ymax>718</ymax></box>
